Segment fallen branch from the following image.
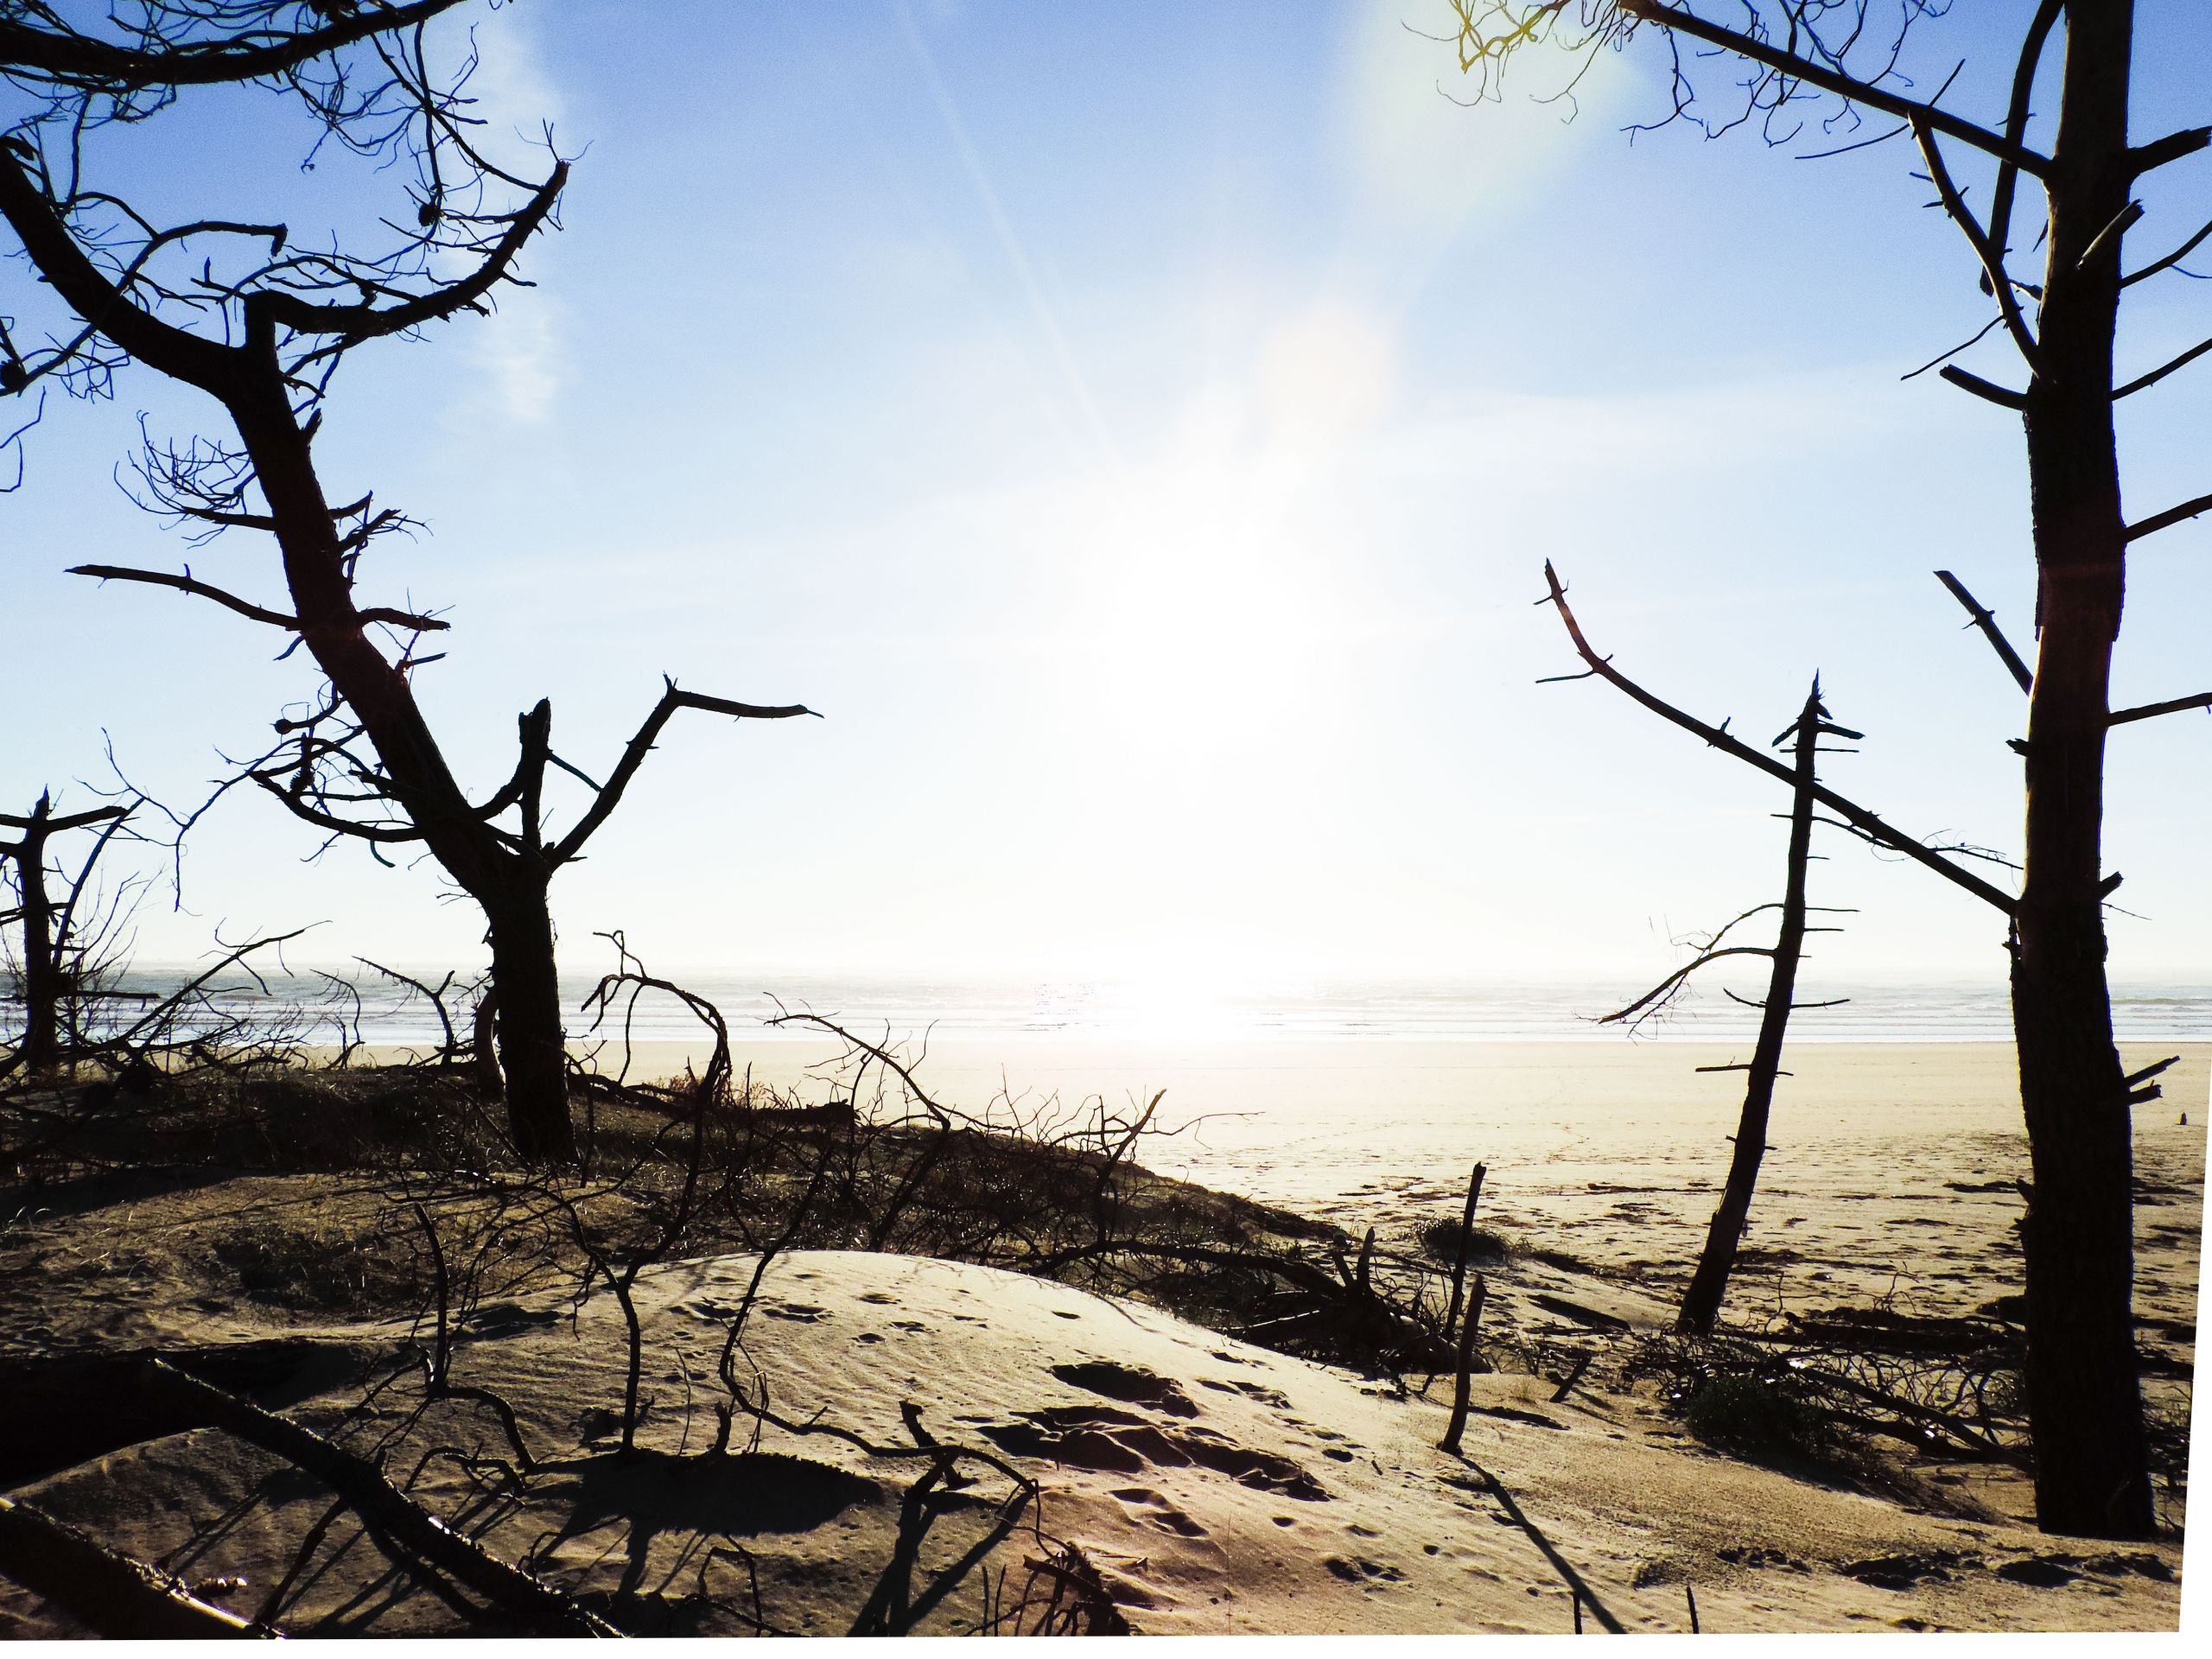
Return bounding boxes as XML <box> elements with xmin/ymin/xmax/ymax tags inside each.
<box><xmin>0</xmin><ymin>1493</ymin><xmax>265</xmax><ymax>1638</ymax></box>
<box><xmin>138</xmin><ymin>1360</ymin><xmax>620</xmax><ymax>1637</ymax></box>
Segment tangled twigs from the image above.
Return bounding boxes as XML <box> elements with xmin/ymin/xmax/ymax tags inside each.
<box><xmin>995</xmin><ymin>1543</ymin><xmax>1132</xmax><ymax>1637</ymax></box>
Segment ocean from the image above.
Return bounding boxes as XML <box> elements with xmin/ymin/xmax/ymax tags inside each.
<box><xmin>34</xmin><ymin>969</ymin><xmax>2212</xmax><ymax>1050</ymax></box>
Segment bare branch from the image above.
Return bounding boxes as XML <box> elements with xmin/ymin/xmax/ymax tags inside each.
<box><xmin>0</xmin><ymin>805</ymin><xmax>126</xmax><ymax>834</ymax></box>
<box><xmin>2126</xmin><ymin>126</ymin><xmax>2212</xmax><ymax>179</ymax></box>
<box><xmin>1939</xmin><ymin>364</ymin><xmax>2026</xmax><ymax>409</ymax></box>
<box><xmin>68</xmin><ymin>562</ymin><xmax>448</xmax><ymax>632</ymax></box>
<box><xmin>1910</xmin><ymin>116</ymin><xmax>2040</xmax><ymax>371</ymax></box>
<box><xmin>1933</xmin><ymin>570</ymin><xmax>2033</xmax><ymax>694</ymax></box>
<box><xmin>1986</xmin><ymin>0</ymin><xmax>2064</xmax><ymax>270</ymax></box>
<box><xmin>2112</xmin><ymin>335</ymin><xmax>2212</xmax><ymax>401</ymax></box>
<box><xmin>2123</xmin><ymin>213</ymin><xmax>2212</xmax><ymax>288</ymax></box>
<box><xmin>0</xmin><ymin>150</ymin><xmax>239</xmax><ymax>393</ymax></box>
<box><xmin>2124</xmin><ymin>491</ymin><xmax>2212</xmax><ymax>543</ymax></box>
<box><xmin>1602</xmin><ymin>945</ymin><xmax>1777</xmax><ymax>1027</ymax></box>
<box><xmin>254</xmin><ymin>162</ymin><xmax>569</xmax><ymax>344</ymax></box>
<box><xmin>0</xmin><ymin>3</ymin><xmax>468</xmax><ymax>94</ymax></box>
<box><xmin>1540</xmin><ymin>562</ymin><xmax>2015</xmax><ymax>913</ymax></box>
<box><xmin>547</xmin><ymin>679</ymin><xmax>818</xmax><ymax>868</ymax></box>
<box><xmin>1617</xmin><ymin>1</ymin><xmax>2048</xmax><ymax>175</ymax></box>
<box><xmin>2107</xmin><ymin>692</ymin><xmax>2212</xmax><ymax>728</ymax></box>
<box><xmin>249</xmin><ymin>773</ymin><xmax>423</xmax><ymax>843</ymax></box>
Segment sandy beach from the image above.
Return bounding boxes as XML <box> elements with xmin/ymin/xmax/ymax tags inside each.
<box><xmin>3</xmin><ymin>1037</ymin><xmax>2198</xmax><ymax>1635</ymax></box>
<box><xmin>557</xmin><ymin>1036</ymin><xmax>2209</xmax><ymax>1329</ymax></box>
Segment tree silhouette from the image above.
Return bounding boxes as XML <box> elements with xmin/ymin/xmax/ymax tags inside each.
<box><xmin>1</xmin><ymin>791</ymin><xmax>131</xmax><ymax>1077</ymax></box>
<box><xmin>0</xmin><ymin>4</ymin><xmax>814</xmax><ymax>1159</ymax></box>
<box><xmin>1449</xmin><ymin>1</ymin><xmax>2210</xmax><ymax>1538</ymax></box>
<box><xmin>1588</xmin><ymin>679</ymin><xmax>1861</xmax><ymax>1333</ymax></box>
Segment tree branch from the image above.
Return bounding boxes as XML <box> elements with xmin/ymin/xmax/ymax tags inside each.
<box><xmin>2124</xmin><ymin>491</ymin><xmax>2212</xmax><ymax>543</ymax></box>
<box><xmin>0</xmin><ymin>806</ymin><xmax>126</xmax><ymax>833</ymax></box>
<box><xmin>1986</xmin><ymin>0</ymin><xmax>2065</xmax><ymax>270</ymax></box>
<box><xmin>1540</xmin><ymin>562</ymin><xmax>2015</xmax><ymax>913</ymax></box>
<box><xmin>547</xmin><ymin>679</ymin><xmax>818</xmax><ymax>868</ymax></box>
<box><xmin>249</xmin><ymin>774</ymin><xmax>423</xmax><ymax>843</ymax></box>
<box><xmin>1603</xmin><ymin>944</ymin><xmax>1777</xmax><ymax>1027</ymax></box>
<box><xmin>0</xmin><ymin>149</ymin><xmax>239</xmax><ymax>393</ymax></box>
<box><xmin>2113</xmin><ymin>335</ymin><xmax>2212</xmax><ymax>400</ymax></box>
<box><xmin>2107</xmin><ymin>692</ymin><xmax>2212</xmax><ymax>728</ymax></box>
<box><xmin>1910</xmin><ymin>116</ymin><xmax>2040</xmax><ymax>371</ymax></box>
<box><xmin>2126</xmin><ymin>126</ymin><xmax>2212</xmax><ymax>179</ymax></box>
<box><xmin>1938</xmin><ymin>364</ymin><xmax>2026</xmax><ymax>409</ymax></box>
<box><xmin>0</xmin><ymin>3</ymin><xmax>467</xmax><ymax>92</ymax></box>
<box><xmin>69</xmin><ymin>563</ymin><xmax>448</xmax><ymax>632</ymax></box>
<box><xmin>1933</xmin><ymin>570</ymin><xmax>2033</xmax><ymax>694</ymax></box>
<box><xmin>254</xmin><ymin>163</ymin><xmax>569</xmax><ymax>343</ymax></box>
<box><xmin>2124</xmin><ymin>213</ymin><xmax>2212</xmax><ymax>288</ymax></box>
<box><xmin>1617</xmin><ymin>1</ymin><xmax>2048</xmax><ymax>175</ymax></box>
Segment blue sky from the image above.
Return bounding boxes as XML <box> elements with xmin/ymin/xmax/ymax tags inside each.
<box><xmin>6</xmin><ymin>1</ymin><xmax>2210</xmax><ymax>992</ymax></box>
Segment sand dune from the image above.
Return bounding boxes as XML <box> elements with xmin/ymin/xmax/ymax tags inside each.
<box><xmin>2</xmin><ymin>1250</ymin><xmax>2184</xmax><ymax>1635</ymax></box>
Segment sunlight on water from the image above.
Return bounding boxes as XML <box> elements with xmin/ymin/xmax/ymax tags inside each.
<box><xmin>40</xmin><ymin>969</ymin><xmax>2212</xmax><ymax>1050</ymax></box>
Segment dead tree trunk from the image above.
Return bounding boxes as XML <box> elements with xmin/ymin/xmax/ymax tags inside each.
<box><xmin>1454</xmin><ymin>0</ymin><xmax>2212</xmax><ymax>1541</ymax></box>
<box><xmin>8</xmin><ymin>798</ymin><xmax>57</xmax><ymax>1077</ymax></box>
<box><xmin>2005</xmin><ymin>0</ymin><xmax>2152</xmax><ymax>1539</ymax></box>
<box><xmin>2</xmin><ymin>794</ymin><xmax>127</xmax><ymax>1077</ymax></box>
<box><xmin>483</xmin><ymin>881</ymin><xmax>568</xmax><ymax>1162</ymax></box>
<box><xmin>0</xmin><ymin>137</ymin><xmax>815</xmax><ymax>1163</ymax></box>
<box><xmin>1675</xmin><ymin>686</ymin><xmax>1830</xmax><ymax>1333</ymax></box>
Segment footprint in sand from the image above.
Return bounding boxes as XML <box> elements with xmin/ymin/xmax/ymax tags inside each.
<box><xmin>1053</xmin><ymin>1360</ymin><xmax>1199</xmax><ymax>1418</ymax></box>
<box><xmin>1109</xmin><ymin>1485</ymin><xmax>1210</xmax><ymax>1537</ymax></box>
<box><xmin>1200</xmin><ymin>1377</ymin><xmax>1292</xmax><ymax>1410</ymax></box>
<box><xmin>1324</xmin><ymin>1556</ymin><xmax>1404</xmax><ymax>1585</ymax></box>
<box><xmin>983</xmin><ymin>1405</ymin><xmax>1330</xmax><ymax>1500</ymax></box>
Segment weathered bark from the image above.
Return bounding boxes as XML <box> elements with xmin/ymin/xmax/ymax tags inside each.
<box><xmin>1675</xmin><ymin>688</ymin><xmax>1821</xmax><ymax>1334</ymax></box>
<box><xmin>2008</xmin><ymin>0</ymin><xmax>2153</xmax><ymax>1540</ymax></box>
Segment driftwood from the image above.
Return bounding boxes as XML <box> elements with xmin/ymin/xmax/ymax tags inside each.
<box><xmin>137</xmin><ymin>1360</ymin><xmax>620</xmax><ymax>1637</ymax></box>
<box><xmin>0</xmin><ymin>1493</ymin><xmax>265</xmax><ymax>1639</ymax></box>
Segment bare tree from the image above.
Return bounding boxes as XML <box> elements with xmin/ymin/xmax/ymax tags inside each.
<box><xmin>0</xmin><ymin>6</ymin><xmax>814</xmax><ymax>1160</ymax></box>
<box><xmin>1599</xmin><ymin>683</ymin><xmax>1859</xmax><ymax>1332</ymax></box>
<box><xmin>1451</xmin><ymin>0</ymin><xmax>2210</xmax><ymax>1540</ymax></box>
<box><xmin>0</xmin><ymin>791</ymin><xmax>130</xmax><ymax>1076</ymax></box>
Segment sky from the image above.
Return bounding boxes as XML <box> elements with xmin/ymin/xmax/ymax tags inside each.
<box><xmin>5</xmin><ymin>0</ymin><xmax>2211</xmax><ymax>996</ymax></box>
